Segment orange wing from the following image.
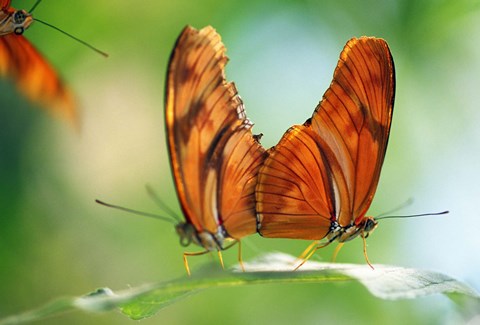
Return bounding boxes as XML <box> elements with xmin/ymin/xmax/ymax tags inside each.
<box><xmin>165</xmin><ymin>26</ymin><xmax>266</xmax><ymax>241</ymax></box>
<box><xmin>256</xmin><ymin>37</ymin><xmax>395</xmax><ymax>239</ymax></box>
<box><xmin>0</xmin><ymin>33</ymin><xmax>76</xmax><ymax>125</ymax></box>
<box><xmin>0</xmin><ymin>0</ymin><xmax>11</xmax><ymax>10</ymax></box>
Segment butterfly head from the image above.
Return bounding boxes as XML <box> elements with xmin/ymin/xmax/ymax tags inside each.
<box><xmin>175</xmin><ymin>222</ymin><xmax>226</xmax><ymax>251</ymax></box>
<box><xmin>11</xmin><ymin>10</ymin><xmax>33</xmax><ymax>35</ymax></box>
<box><xmin>359</xmin><ymin>216</ymin><xmax>378</xmax><ymax>239</ymax></box>
<box><xmin>175</xmin><ymin>222</ymin><xmax>196</xmax><ymax>247</ymax></box>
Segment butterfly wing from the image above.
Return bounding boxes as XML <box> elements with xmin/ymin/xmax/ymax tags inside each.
<box><xmin>256</xmin><ymin>37</ymin><xmax>395</xmax><ymax>239</ymax></box>
<box><xmin>166</xmin><ymin>26</ymin><xmax>266</xmax><ymax>240</ymax></box>
<box><xmin>255</xmin><ymin>125</ymin><xmax>339</xmax><ymax>239</ymax></box>
<box><xmin>0</xmin><ymin>34</ymin><xmax>76</xmax><ymax>125</ymax></box>
<box><xmin>311</xmin><ymin>38</ymin><xmax>395</xmax><ymax>226</ymax></box>
<box><xmin>0</xmin><ymin>1</ymin><xmax>11</xmax><ymax>10</ymax></box>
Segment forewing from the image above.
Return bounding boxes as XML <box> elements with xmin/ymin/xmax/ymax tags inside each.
<box><xmin>0</xmin><ymin>34</ymin><xmax>77</xmax><ymax>125</ymax></box>
<box><xmin>0</xmin><ymin>1</ymin><xmax>11</xmax><ymax>10</ymax></box>
<box><xmin>165</xmin><ymin>26</ymin><xmax>265</xmax><ymax>238</ymax></box>
<box><xmin>310</xmin><ymin>37</ymin><xmax>395</xmax><ymax>226</ymax></box>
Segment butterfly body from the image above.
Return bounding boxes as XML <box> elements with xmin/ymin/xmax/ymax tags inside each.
<box><xmin>327</xmin><ymin>216</ymin><xmax>377</xmax><ymax>243</ymax></box>
<box><xmin>256</xmin><ymin>37</ymin><xmax>395</xmax><ymax>259</ymax></box>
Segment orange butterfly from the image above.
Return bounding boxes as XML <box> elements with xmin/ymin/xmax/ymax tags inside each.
<box><xmin>0</xmin><ymin>0</ymin><xmax>76</xmax><ymax>125</ymax></box>
<box><xmin>255</xmin><ymin>37</ymin><xmax>395</xmax><ymax>268</ymax></box>
<box><xmin>165</xmin><ymin>26</ymin><xmax>267</xmax><ymax>275</ymax></box>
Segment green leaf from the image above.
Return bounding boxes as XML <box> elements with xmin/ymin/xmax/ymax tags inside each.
<box><xmin>0</xmin><ymin>253</ymin><xmax>478</xmax><ymax>324</ymax></box>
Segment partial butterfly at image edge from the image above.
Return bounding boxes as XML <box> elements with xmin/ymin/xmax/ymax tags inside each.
<box><xmin>0</xmin><ymin>0</ymin><xmax>77</xmax><ymax>127</ymax></box>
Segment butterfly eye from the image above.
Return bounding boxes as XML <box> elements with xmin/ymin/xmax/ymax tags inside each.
<box><xmin>13</xmin><ymin>10</ymin><xmax>28</xmax><ymax>24</ymax></box>
<box><xmin>364</xmin><ymin>218</ymin><xmax>378</xmax><ymax>233</ymax></box>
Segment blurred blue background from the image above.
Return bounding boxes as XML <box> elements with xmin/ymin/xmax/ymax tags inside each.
<box><xmin>1</xmin><ymin>0</ymin><xmax>479</xmax><ymax>324</ymax></box>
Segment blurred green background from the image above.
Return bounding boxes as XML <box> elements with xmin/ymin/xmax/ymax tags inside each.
<box><xmin>1</xmin><ymin>0</ymin><xmax>479</xmax><ymax>324</ymax></box>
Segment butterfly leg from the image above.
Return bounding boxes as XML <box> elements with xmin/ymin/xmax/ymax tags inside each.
<box><xmin>331</xmin><ymin>242</ymin><xmax>345</xmax><ymax>262</ymax></box>
<box><xmin>361</xmin><ymin>231</ymin><xmax>374</xmax><ymax>270</ymax></box>
<box><xmin>183</xmin><ymin>250</ymin><xmax>209</xmax><ymax>276</ymax></box>
<box><xmin>294</xmin><ymin>241</ymin><xmax>330</xmax><ymax>271</ymax></box>
<box><xmin>236</xmin><ymin>240</ymin><xmax>245</xmax><ymax>272</ymax></box>
<box><xmin>217</xmin><ymin>250</ymin><xmax>225</xmax><ymax>270</ymax></box>
<box><xmin>294</xmin><ymin>240</ymin><xmax>320</xmax><ymax>265</ymax></box>
<box><xmin>216</xmin><ymin>240</ymin><xmax>243</xmax><ymax>271</ymax></box>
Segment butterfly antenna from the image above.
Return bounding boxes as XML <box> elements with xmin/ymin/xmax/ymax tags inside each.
<box><xmin>33</xmin><ymin>18</ymin><xmax>109</xmax><ymax>58</ymax></box>
<box><xmin>145</xmin><ymin>184</ymin><xmax>182</xmax><ymax>222</ymax></box>
<box><xmin>95</xmin><ymin>199</ymin><xmax>177</xmax><ymax>224</ymax></box>
<box><xmin>29</xmin><ymin>0</ymin><xmax>42</xmax><ymax>13</ymax></box>
<box><xmin>377</xmin><ymin>198</ymin><xmax>414</xmax><ymax>218</ymax></box>
<box><xmin>376</xmin><ymin>210</ymin><xmax>449</xmax><ymax>221</ymax></box>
